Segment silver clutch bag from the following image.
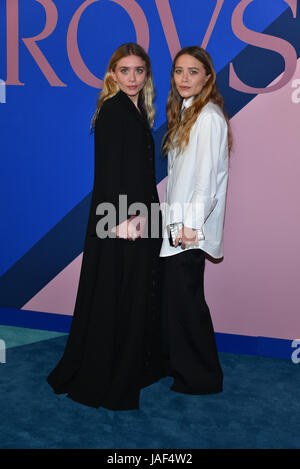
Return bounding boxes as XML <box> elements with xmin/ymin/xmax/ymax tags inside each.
<box><xmin>167</xmin><ymin>222</ymin><xmax>183</xmax><ymax>247</ymax></box>
<box><xmin>167</xmin><ymin>222</ymin><xmax>205</xmax><ymax>247</ymax></box>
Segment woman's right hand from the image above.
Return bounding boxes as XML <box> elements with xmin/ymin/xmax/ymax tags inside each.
<box><xmin>111</xmin><ymin>219</ymin><xmax>139</xmax><ymax>240</ymax></box>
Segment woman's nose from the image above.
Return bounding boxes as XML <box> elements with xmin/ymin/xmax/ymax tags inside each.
<box><xmin>129</xmin><ymin>71</ymin><xmax>136</xmax><ymax>82</ymax></box>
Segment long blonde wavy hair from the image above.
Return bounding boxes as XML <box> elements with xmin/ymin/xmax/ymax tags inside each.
<box><xmin>90</xmin><ymin>43</ymin><xmax>155</xmax><ymax>131</ymax></box>
<box><xmin>163</xmin><ymin>46</ymin><xmax>232</xmax><ymax>155</ymax></box>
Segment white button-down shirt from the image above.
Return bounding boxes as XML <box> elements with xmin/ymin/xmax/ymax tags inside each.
<box><xmin>159</xmin><ymin>97</ymin><xmax>229</xmax><ymax>259</ymax></box>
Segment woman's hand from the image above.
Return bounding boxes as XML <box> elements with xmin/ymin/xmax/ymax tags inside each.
<box><xmin>111</xmin><ymin>217</ymin><xmax>145</xmax><ymax>240</ymax></box>
<box><xmin>174</xmin><ymin>226</ymin><xmax>199</xmax><ymax>249</ymax></box>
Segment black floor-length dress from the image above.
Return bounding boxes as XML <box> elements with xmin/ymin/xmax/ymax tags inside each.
<box><xmin>46</xmin><ymin>90</ymin><xmax>166</xmax><ymax>410</ymax></box>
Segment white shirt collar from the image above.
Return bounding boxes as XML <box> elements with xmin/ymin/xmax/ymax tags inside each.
<box><xmin>181</xmin><ymin>96</ymin><xmax>194</xmax><ymax>110</ymax></box>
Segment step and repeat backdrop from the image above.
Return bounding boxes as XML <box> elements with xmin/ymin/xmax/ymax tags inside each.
<box><xmin>0</xmin><ymin>0</ymin><xmax>299</xmax><ymax>344</ymax></box>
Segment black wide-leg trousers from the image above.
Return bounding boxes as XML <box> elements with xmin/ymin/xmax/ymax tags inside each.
<box><xmin>161</xmin><ymin>249</ymin><xmax>223</xmax><ymax>394</ymax></box>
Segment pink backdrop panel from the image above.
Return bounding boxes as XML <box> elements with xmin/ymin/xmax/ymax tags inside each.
<box><xmin>22</xmin><ymin>254</ymin><xmax>82</xmax><ymax>315</ymax></box>
<box><xmin>205</xmin><ymin>59</ymin><xmax>300</xmax><ymax>340</ymax></box>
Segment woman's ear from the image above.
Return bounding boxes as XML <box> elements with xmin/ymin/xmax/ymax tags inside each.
<box><xmin>205</xmin><ymin>73</ymin><xmax>211</xmax><ymax>84</ymax></box>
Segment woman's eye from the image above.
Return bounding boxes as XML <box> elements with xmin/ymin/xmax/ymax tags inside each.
<box><xmin>175</xmin><ymin>69</ymin><xmax>182</xmax><ymax>74</ymax></box>
<box><xmin>190</xmin><ymin>70</ymin><xmax>198</xmax><ymax>75</ymax></box>
<box><xmin>120</xmin><ymin>69</ymin><xmax>128</xmax><ymax>74</ymax></box>
<box><xmin>137</xmin><ymin>68</ymin><xmax>144</xmax><ymax>74</ymax></box>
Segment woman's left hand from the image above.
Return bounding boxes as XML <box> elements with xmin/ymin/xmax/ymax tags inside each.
<box><xmin>174</xmin><ymin>226</ymin><xmax>199</xmax><ymax>249</ymax></box>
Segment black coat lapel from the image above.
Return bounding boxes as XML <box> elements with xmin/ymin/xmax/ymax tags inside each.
<box><xmin>117</xmin><ymin>90</ymin><xmax>151</xmax><ymax>132</ymax></box>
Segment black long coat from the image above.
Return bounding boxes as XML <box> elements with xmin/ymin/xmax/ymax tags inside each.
<box><xmin>46</xmin><ymin>90</ymin><xmax>166</xmax><ymax>410</ymax></box>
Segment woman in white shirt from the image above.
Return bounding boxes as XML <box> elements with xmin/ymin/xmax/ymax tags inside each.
<box><xmin>160</xmin><ymin>46</ymin><xmax>231</xmax><ymax>395</ymax></box>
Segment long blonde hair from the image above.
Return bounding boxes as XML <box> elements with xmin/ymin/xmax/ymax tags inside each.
<box><xmin>163</xmin><ymin>46</ymin><xmax>232</xmax><ymax>155</ymax></box>
<box><xmin>90</xmin><ymin>43</ymin><xmax>155</xmax><ymax>130</ymax></box>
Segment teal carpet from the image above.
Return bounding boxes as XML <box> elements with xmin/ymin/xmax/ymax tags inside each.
<box><xmin>0</xmin><ymin>326</ymin><xmax>299</xmax><ymax>449</ymax></box>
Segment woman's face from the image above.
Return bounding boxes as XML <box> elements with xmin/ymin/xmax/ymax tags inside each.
<box><xmin>174</xmin><ymin>54</ymin><xmax>211</xmax><ymax>99</ymax></box>
<box><xmin>111</xmin><ymin>55</ymin><xmax>147</xmax><ymax>102</ymax></box>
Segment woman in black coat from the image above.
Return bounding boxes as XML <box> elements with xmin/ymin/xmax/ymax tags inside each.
<box><xmin>46</xmin><ymin>43</ymin><xmax>166</xmax><ymax>410</ymax></box>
